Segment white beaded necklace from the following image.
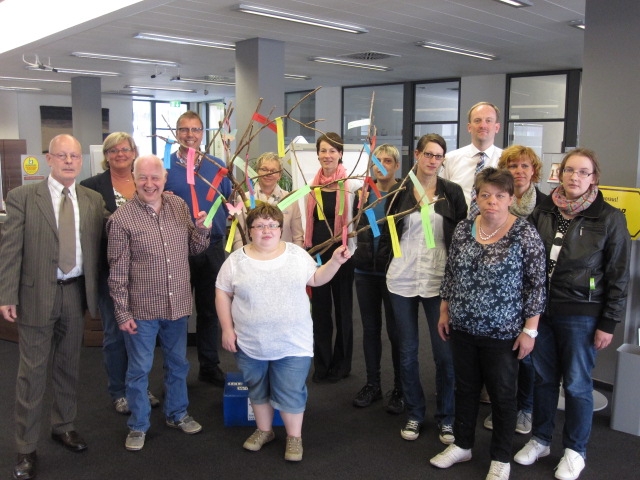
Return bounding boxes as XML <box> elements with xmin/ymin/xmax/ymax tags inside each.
<box><xmin>478</xmin><ymin>217</ymin><xmax>509</xmax><ymax>241</ymax></box>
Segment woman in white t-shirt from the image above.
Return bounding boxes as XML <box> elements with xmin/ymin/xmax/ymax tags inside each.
<box><xmin>215</xmin><ymin>203</ymin><xmax>351</xmax><ymax>462</ymax></box>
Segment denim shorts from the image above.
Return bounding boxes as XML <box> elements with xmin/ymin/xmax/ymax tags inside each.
<box><xmin>235</xmin><ymin>350</ymin><xmax>312</xmax><ymax>414</ymax></box>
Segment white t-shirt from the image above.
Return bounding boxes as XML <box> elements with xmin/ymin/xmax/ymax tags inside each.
<box><xmin>216</xmin><ymin>242</ymin><xmax>318</xmax><ymax>361</ymax></box>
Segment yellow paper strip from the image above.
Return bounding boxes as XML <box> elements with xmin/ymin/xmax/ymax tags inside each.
<box><xmin>420</xmin><ymin>204</ymin><xmax>435</xmax><ymax>249</ymax></box>
<box><xmin>225</xmin><ymin>218</ymin><xmax>238</xmax><ymax>253</ymax></box>
<box><xmin>387</xmin><ymin>215</ymin><xmax>402</xmax><ymax>258</ymax></box>
<box><xmin>314</xmin><ymin>187</ymin><xmax>325</xmax><ymax>220</ymax></box>
<box><xmin>276</xmin><ymin>117</ymin><xmax>285</xmax><ymax>157</ymax></box>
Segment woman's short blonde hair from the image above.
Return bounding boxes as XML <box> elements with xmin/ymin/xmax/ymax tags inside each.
<box><xmin>498</xmin><ymin>145</ymin><xmax>543</xmax><ymax>183</ymax></box>
<box><xmin>101</xmin><ymin>132</ymin><xmax>138</xmax><ymax>171</ymax></box>
<box><xmin>255</xmin><ymin>152</ymin><xmax>282</xmax><ymax>171</ymax></box>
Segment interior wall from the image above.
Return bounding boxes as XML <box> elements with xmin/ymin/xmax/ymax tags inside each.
<box><xmin>459</xmin><ymin>75</ymin><xmax>507</xmax><ymax>149</ymax></box>
<box><xmin>0</xmin><ymin>92</ymin><xmax>19</xmax><ymax>139</ymax></box>
<box><xmin>315</xmin><ymin>86</ymin><xmax>341</xmax><ymax>138</ymax></box>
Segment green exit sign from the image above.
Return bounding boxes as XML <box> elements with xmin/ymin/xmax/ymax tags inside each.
<box><xmin>170</xmin><ymin>101</ymin><xmax>182</xmax><ymax>107</ymax></box>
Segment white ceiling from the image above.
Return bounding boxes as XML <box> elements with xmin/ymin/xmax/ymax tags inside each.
<box><xmin>0</xmin><ymin>0</ymin><xmax>586</xmax><ymax>101</ymax></box>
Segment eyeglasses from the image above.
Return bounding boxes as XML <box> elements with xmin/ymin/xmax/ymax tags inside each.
<box><xmin>258</xmin><ymin>167</ymin><xmax>280</xmax><ymax>175</ymax></box>
<box><xmin>50</xmin><ymin>152</ymin><xmax>82</xmax><ymax>161</ymax></box>
<box><xmin>562</xmin><ymin>167</ymin><xmax>593</xmax><ymax>178</ymax></box>
<box><xmin>106</xmin><ymin>147</ymin><xmax>133</xmax><ymax>155</ymax></box>
<box><xmin>421</xmin><ymin>152</ymin><xmax>444</xmax><ymax>161</ymax></box>
<box><xmin>250</xmin><ymin>223</ymin><xmax>281</xmax><ymax>231</ymax></box>
<box><xmin>176</xmin><ymin>127</ymin><xmax>203</xmax><ymax>134</ymax></box>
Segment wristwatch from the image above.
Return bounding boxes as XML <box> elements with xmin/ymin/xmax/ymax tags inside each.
<box><xmin>522</xmin><ymin>327</ymin><xmax>538</xmax><ymax>338</ymax></box>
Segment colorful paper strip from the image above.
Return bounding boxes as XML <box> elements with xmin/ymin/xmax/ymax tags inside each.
<box><xmin>276</xmin><ymin>117</ymin><xmax>285</xmax><ymax>157</ymax></box>
<box><xmin>364</xmin><ymin>143</ymin><xmax>387</xmax><ymax>176</ymax></box>
<box><xmin>365</xmin><ymin>209</ymin><xmax>380</xmax><ymax>238</ymax></box>
<box><xmin>338</xmin><ymin>180</ymin><xmax>345</xmax><ymax>215</ymax></box>
<box><xmin>387</xmin><ymin>215</ymin><xmax>402</xmax><ymax>258</ymax></box>
<box><xmin>408</xmin><ymin>171</ymin><xmax>425</xmax><ymax>203</ymax></box>
<box><xmin>277</xmin><ymin>184</ymin><xmax>311</xmax><ymax>211</ymax></box>
<box><xmin>186</xmin><ymin>148</ymin><xmax>196</xmax><ymax>185</ymax></box>
<box><xmin>204</xmin><ymin>196</ymin><xmax>223</xmax><ymax>228</ymax></box>
<box><xmin>252</xmin><ymin>112</ymin><xmax>277</xmax><ymax>133</ymax></box>
<box><xmin>314</xmin><ymin>187</ymin><xmax>325</xmax><ymax>220</ymax></box>
<box><xmin>225</xmin><ymin>218</ymin><xmax>238</xmax><ymax>253</ymax></box>
<box><xmin>206</xmin><ymin>167</ymin><xmax>229</xmax><ymax>202</ymax></box>
<box><xmin>190</xmin><ymin>184</ymin><xmax>200</xmax><ymax>218</ymax></box>
<box><xmin>163</xmin><ymin>140</ymin><xmax>174</xmax><ymax>169</ymax></box>
<box><xmin>420</xmin><ymin>204</ymin><xmax>435</xmax><ymax>249</ymax></box>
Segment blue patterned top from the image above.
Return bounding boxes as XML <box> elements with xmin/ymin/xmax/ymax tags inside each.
<box><xmin>441</xmin><ymin>217</ymin><xmax>546</xmax><ymax>340</ymax></box>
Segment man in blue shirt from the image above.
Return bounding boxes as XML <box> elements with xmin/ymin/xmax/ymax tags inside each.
<box><xmin>165</xmin><ymin>111</ymin><xmax>232</xmax><ymax>386</ymax></box>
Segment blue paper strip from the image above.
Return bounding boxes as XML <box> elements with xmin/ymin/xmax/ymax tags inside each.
<box><xmin>363</xmin><ymin>143</ymin><xmax>387</xmax><ymax>176</ymax></box>
<box><xmin>365</xmin><ymin>209</ymin><xmax>380</xmax><ymax>238</ymax></box>
<box><xmin>315</xmin><ymin>253</ymin><xmax>322</xmax><ymax>266</ymax></box>
<box><xmin>163</xmin><ymin>140</ymin><xmax>174</xmax><ymax>169</ymax></box>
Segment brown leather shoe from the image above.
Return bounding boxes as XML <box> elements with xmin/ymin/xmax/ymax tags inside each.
<box><xmin>13</xmin><ymin>452</ymin><xmax>36</xmax><ymax>480</ymax></box>
<box><xmin>51</xmin><ymin>431</ymin><xmax>88</xmax><ymax>452</ymax></box>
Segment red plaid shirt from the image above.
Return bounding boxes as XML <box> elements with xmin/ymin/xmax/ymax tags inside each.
<box><xmin>107</xmin><ymin>193</ymin><xmax>209</xmax><ymax>324</ymax></box>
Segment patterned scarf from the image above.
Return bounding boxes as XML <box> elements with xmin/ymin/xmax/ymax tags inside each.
<box><xmin>304</xmin><ymin>163</ymin><xmax>349</xmax><ymax>248</ymax></box>
<box><xmin>551</xmin><ymin>184</ymin><xmax>598</xmax><ymax>215</ymax></box>
<box><xmin>509</xmin><ymin>183</ymin><xmax>537</xmax><ymax>218</ymax></box>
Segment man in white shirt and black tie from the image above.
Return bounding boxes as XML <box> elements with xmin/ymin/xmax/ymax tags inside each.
<box><xmin>441</xmin><ymin>102</ymin><xmax>503</xmax><ymax>219</ymax></box>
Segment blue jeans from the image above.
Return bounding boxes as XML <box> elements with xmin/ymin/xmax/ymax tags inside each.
<box><xmin>236</xmin><ymin>350</ymin><xmax>311</xmax><ymax>414</ymax></box>
<box><xmin>518</xmin><ymin>355</ymin><xmax>535</xmax><ymax>413</ymax></box>
<box><xmin>355</xmin><ymin>272</ymin><xmax>401</xmax><ymax>389</ymax></box>
<box><xmin>123</xmin><ymin>317</ymin><xmax>190</xmax><ymax>432</ymax></box>
<box><xmin>190</xmin><ymin>241</ymin><xmax>225</xmax><ymax>373</ymax></box>
<box><xmin>451</xmin><ymin>329</ymin><xmax>519</xmax><ymax>463</ymax></box>
<box><xmin>98</xmin><ymin>271</ymin><xmax>128</xmax><ymax>400</ymax></box>
<box><xmin>389</xmin><ymin>293</ymin><xmax>454</xmax><ymax>425</ymax></box>
<box><xmin>530</xmin><ymin>314</ymin><xmax>597</xmax><ymax>457</ymax></box>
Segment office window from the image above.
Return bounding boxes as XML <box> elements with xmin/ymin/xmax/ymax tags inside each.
<box><xmin>413</xmin><ymin>81</ymin><xmax>459</xmax><ymax>151</ymax></box>
<box><xmin>343</xmin><ymin>83</ymin><xmax>404</xmax><ymax>152</ymax></box>
<box><xmin>132</xmin><ymin>100</ymin><xmax>188</xmax><ymax>156</ymax></box>
<box><xmin>285</xmin><ymin>91</ymin><xmax>316</xmax><ymax>145</ymax></box>
<box><xmin>506</xmin><ymin>73</ymin><xmax>568</xmax><ymax>156</ymax></box>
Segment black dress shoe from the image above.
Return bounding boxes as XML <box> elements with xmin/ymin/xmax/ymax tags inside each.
<box><xmin>198</xmin><ymin>365</ymin><xmax>225</xmax><ymax>387</ymax></box>
<box><xmin>51</xmin><ymin>431</ymin><xmax>88</xmax><ymax>452</ymax></box>
<box><xmin>13</xmin><ymin>452</ymin><xmax>36</xmax><ymax>480</ymax></box>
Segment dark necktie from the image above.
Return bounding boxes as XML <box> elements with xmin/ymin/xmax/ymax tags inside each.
<box><xmin>58</xmin><ymin>187</ymin><xmax>76</xmax><ymax>274</ymax></box>
<box><xmin>467</xmin><ymin>152</ymin><xmax>487</xmax><ymax>220</ymax></box>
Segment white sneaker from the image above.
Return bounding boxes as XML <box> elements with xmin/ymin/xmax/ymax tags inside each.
<box><xmin>554</xmin><ymin>448</ymin><xmax>585</xmax><ymax>480</ymax></box>
<box><xmin>514</xmin><ymin>439</ymin><xmax>550</xmax><ymax>465</ymax></box>
<box><xmin>430</xmin><ymin>444</ymin><xmax>472</xmax><ymax>469</ymax></box>
<box><xmin>515</xmin><ymin>410</ymin><xmax>532</xmax><ymax>434</ymax></box>
<box><xmin>486</xmin><ymin>460</ymin><xmax>510</xmax><ymax>480</ymax></box>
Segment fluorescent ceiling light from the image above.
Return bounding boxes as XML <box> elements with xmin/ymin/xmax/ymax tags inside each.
<box><xmin>416</xmin><ymin>42</ymin><xmax>497</xmax><ymax>61</ymax></box>
<box><xmin>285</xmin><ymin>74</ymin><xmax>311</xmax><ymax>80</ymax></box>
<box><xmin>0</xmin><ymin>0</ymin><xmax>143</xmax><ymax>55</ymax></box>
<box><xmin>71</xmin><ymin>52</ymin><xmax>179</xmax><ymax>67</ymax></box>
<box><xmin>0</xmin><ymin>85</ymin><xmax>43</xmax><ymax>92</ymax></box>
<box><xmin>124</xmin><ymin>85</ymin><xmax>196</xmax><ymax>93</ymax></box>
<box><xmin>492</xmin><ymin>0</ymin><xmax>533</xmax><ymax>7</ymax></box>
<box><xmin>171</xmin><ymin>76</ymin><xmax>235</xmax><ymax>86</ymax></box>
<box><xmin>25</xmin><ymin>66</ymin><xmax>120</xmax><ymax>76</ymax></box>
<box><xmin>135</xmin><ymin>32</ymin><xmax>235</xmax><ymax>50</ymax></box>
<box><xmin>104</xmin><ymin>91</ymin><xmax>155</xmax><ymax>98</ymax></box>
<box><xmin>309</xmin><ymin>56</ymin><xmax>391</xmax><ymax>71</ymax></box>
<box><xmin>235</xmin><ymin>4</ymin><xmax>368</xmax><ymax>34</ymax></box>
<box><xmin>568</xmin><ymin>20</ymin><xmax>586</xmax><ymax>30</ymax></box>
<box><xmin>0</xmin><ymin>75</ymin><xmax>70</xmax><ymax>84</ymax></box>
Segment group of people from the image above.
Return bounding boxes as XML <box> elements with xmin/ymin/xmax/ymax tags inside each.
<box><xmin>0</xmin><ymin>102</ymin><xmax>631</xmax><ymax>480</ymax></box>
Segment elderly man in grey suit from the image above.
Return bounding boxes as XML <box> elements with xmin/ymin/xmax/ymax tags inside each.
<box><xmin>0</xmin><ymin>134</ymin><xmax>106</xmax><ymax>480</ymax></box>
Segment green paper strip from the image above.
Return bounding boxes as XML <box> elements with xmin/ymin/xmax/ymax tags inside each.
<box><xmin>204</xmin><ymin>196</ymin><xmax>223</xmax><ymax>228</ymax></box>
<box><xmin>420</xmin><ymin>204</ymin><xmax>435</xmax><ymax>249</ymax></box>
<box><xmin>338</xmin><ymin>180</ymin><xmax>345</xmax><ymax>215</ymax></box>
<box><xmin>278</xmin><ymin>184</ymin><xmax>311</xmax><ymax>211</ymax></box>
<box><xmin>408</xmin><ymin>170</ymin><xmax>426</xmax><ymax>203</ymax></box>
<box><xmin>233</xmin><ymin>157</ymin><xmax>259</xmax><ymax>179</ymax></box>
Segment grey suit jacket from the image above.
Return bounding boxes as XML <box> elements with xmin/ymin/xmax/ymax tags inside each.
<box><xmin>0</xmin><ymin>179</ymin><xmax>106</xmax><ymax>324</ymax></box>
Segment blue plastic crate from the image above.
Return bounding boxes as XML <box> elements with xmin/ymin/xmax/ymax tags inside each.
<box><xmin>223</xmin><ymin>372</ymin><xmax>284</xmax><ymax>427</ymax></box>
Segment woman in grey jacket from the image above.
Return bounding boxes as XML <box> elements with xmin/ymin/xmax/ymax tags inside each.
<box><xmin>515</xmin><ymin>148</ymin><xmax>631</xmax><ymax>480</ymax></box>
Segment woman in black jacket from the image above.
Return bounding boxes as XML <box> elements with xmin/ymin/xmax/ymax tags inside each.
<box><xmin>380</xmin><ymin>134</ymin><xmax>467</xmax><ymax>444</ymax></box>
<box><xmin>515</xmin><ymin>148</ymin><xmax>631</xmax><ymax>480</ymax></box>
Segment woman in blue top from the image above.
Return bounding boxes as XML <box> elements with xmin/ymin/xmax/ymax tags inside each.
<box><xmin>431</xmin><ymin>168</ymin><xmax>546</xmax><ymax>480</ymax></box>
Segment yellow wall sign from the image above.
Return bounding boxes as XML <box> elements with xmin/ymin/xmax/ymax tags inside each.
<box><xmin>23</xmin><ymin>156</ymin><xmax>40</xmax><ymax>175</ymax></box>
<box><xmin>600</xmin><ymin>186</ymin><xmax>640</xmax><ymax>240</ymax></box>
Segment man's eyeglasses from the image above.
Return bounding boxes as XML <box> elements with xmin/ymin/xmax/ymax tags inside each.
<box><xmin>176</xmin><ymin>127</ymin><xmax>203</xmax><ymax>134</ymax></box>
<box><xmin>562</xmin><ymin>167</ymin><xmax>593</xmax><ymax>178</ymax></box>
<box><xmin>421</xmin><ymin>152</ymin><xmax>444</xmax><ymax>161</ymax></box>
<box><xmin>106</xmin><ymin>147</ymin><xmax>133</xmax><ymax>155</ymax></box>
<box><xmin>258</xmin><ymin>167</ymin><xmax>280</xmax><ymax>175</ymax></box>
<box><xmin>250</xmin><ymin>223</ymin><xmax>281</xmax><ymax>231</ymax></box>
<box><xmin>50</xmin><ymin>152</ymin><xmax>82</xmax><ymax>161</ymax></box>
